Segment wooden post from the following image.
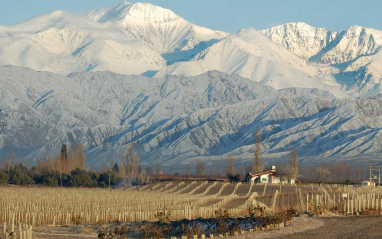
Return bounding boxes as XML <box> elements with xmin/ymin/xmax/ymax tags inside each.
<box><xmin>351</xmin><ymin>199</ymin><xmax>354</xmax><ymax>215</ymax></box>
<box><xmin>333</xmin><ymin>193</ymin><xmax>336</xmax><ymax>211</ymax></box>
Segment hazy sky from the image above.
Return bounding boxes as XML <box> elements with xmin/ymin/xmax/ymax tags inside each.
<box><xmin>1</xmin><ymin>0</ymin><xmax>381</xmax><ymax>32</ymax></box>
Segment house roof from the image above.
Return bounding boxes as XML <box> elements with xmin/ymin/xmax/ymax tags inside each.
<box><xmin>247</xmin><ymin>169</ymin><xmax>276</xmax><ymax>177</ymax></box>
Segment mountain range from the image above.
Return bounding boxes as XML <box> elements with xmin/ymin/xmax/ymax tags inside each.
<box><xmin>1</xmin><ymin>2</ymin><xmax>382</xmax><ymax>169</ymax></box>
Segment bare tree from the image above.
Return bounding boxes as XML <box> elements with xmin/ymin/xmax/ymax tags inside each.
<box><xmin>226</xmin><ymin>155</ymin><xmax>235</xmax><ymax>175</ymax></box>
<box><xmin>315</xmin><ymin>165</ymin><xmax>331</xmax><ymax>182</ymax></box>
<box><xmin>240</xmin><ymin>165</ymin><xmax>248</xmax><ymax>177</ymax></box>
<box><xmin>120</xmin><ymin>143</ymin><xmax>141</xmax><ymax>179</ymax></box>
<box><xmin>103</xmin><ymin>159</ymin><xmax>107</xmax><ymax>172</ymax></box>
<box><xmin>253</xmin><ymin>129</ymin><xmax>264</xmax><ymax>173</ymax></box>
<box><xmin>68</xmin><ymin>142</ymin><xmax>86</xmax><ymax>170</ymax></box>
<box><xmin>57</xmin><ymin>144</ymin><xmax>69</xmax><ymax>187</ymax></box>
<box><xmin>289</xmin><ymin>145</ymin><xmax>298</xmax><ymax>180</ymax></box>
<box><xmin>195</xmin><ymin>159</ymin><xmax>206</xmax><ymax>176</ymax></box>
<box><xmin>156</xmin><ymin>163</ymin><xmax>161</xmax><ymax>174</ymax></box>
<box><xmin>145</xmin><ymin>166</ymin><xmax>154</xmax><ymax>175</ymax></box>
<box><xmin>2</xmin><ymin>150</ymin><xmax>14</xmax><ymax>171</ymax></box>
<box><xmin>119</xmin><ymin>152</ymin><xmax>127</xmax><ymax>177</ymax></box>
<box><xmin>127</xmin><ymin>144</ymin><xmax>139</xmax><ymax>176</ymax></box>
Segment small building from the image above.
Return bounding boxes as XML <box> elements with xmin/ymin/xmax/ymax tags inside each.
<box><xmin>246</xmin><ymin>166</ymin><xmax>295</xmax><ymax>184</ymax></box>
<box><xmin>361</xmin><ymin>181</ymin><xmax>375</xmax><ymax>187</ymax></box>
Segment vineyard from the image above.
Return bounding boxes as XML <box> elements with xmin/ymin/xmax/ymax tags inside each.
<box><xmin>0</xmin><ymin>182</ymin><xmax>382</xmax><ymax>227</ymax></box>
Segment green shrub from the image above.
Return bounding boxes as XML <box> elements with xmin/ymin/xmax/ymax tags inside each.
<box><xmin>0</xmin><ymin>170</ymin><xmax>9</xmax><ymax>185</ymax></box>
<box><xmin>227</xmin><ymin>173</ymin><xmax>241</xmax><ymax>183</ymax></box>
<box><xmin>12</xmin><ymin>173</ymin><xmax>34</xmax><ymax>185</ymax></box>
<box><xmin>45</xmin><ymin>176</ymin><xmax>59</xmax><ymax>187</ymax></box>
<box><xmin>70</xmin><ymin>168</ymin><xmax>98</xmax><ymax>187</ymax></box>
<box><xmin>98</xmin><ymin>171</ymin><xmax>120</xmax><ymax>187</ymax></box>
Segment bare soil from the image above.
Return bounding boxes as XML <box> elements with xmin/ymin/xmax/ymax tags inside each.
<box><xmin>33</xmin><ymin>215</ymin><xmax>382</xmax><ymax>239</ymax></box>
<box><xmin>278</xmin><ymin>215</ymin><xmax>382</xmax><ymax>239</ymax></box>
<box><xmin>33</xmin><ymin>225</ymin><xmax>98</xmax><ymax>239</ymax></box>
<box><xmin>231</xmin><ymin>216</ymin><xmax>324</xmax><ymax>239</ymax></box>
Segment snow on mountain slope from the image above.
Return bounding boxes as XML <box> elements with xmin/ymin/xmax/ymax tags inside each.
<box><xmin>0</xmin><ymin>66</ymin><xmax>276</xmax><ymax>162</ymax></box>
<box><xmin>261</xmin><ymin>23</ymin><xmax>382</xmax><ymax>64</ymax></box>
<box><xmin>332</xmin><ymin>49</ymin><xmax>382</xmax><ymax>97</ymax></box>
<box><xmin>2</xmin><ymin>2</ymin><xmax>382</xmax><ymax>100</ymax></box>
<box><xmin>88</xmin><ymin>1</ymin><xmax>227</xmax><ymax>64</ymax></box>
<box><xmin>0</xmin><ymin>2</ymin><xmax>226</xmax><ymax>74</ymax></box>
<box><xmin>3</xmin><ymin>66</ymin><xmax>382</xmax><ymax>168</ymax></box>
<box><xmin>320</xmin><ymin>26</ymin><xmax>382</xmax><ymax>64</ymax></box>
<box><xmin>156</xmin><ymin>28</ymin><xmax>349</xmax><ymax>99</ymax></box>
<box><xmin>0</xmin><ymin>10</ymin><xmax>166</xmax><ymax>75</ymax></box>
<box><xmin>261</xmin><ymin>22</ymin><xmax>338</xmax><ymax>60</ymax></box>
<box><xmin>260</xmin><ymin>22</ymin><xmax>382</xmax><ymax>97</ymax></box>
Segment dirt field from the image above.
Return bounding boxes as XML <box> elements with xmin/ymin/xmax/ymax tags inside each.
<box><xmin>278</xmin><ymin>216</ymin><xmax>382</xmax><ymax>239</ymax></box>
<box><xmin>33</xmin><ymin>226</ymin><xmax>98</xmax><ymax>239</ymax></box>
<box><xmin>230</xmin><ymin>215</ymin><xmax>382</xmax><ymax>239</ymax></box>
<box><xmin>32</xmin><ymin>215</ymin><xmax>382</xmax><ymax>239</ymax></box>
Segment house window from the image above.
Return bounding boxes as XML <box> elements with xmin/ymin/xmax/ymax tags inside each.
<box><xmin>262</xmin><ymin>177</ymin><xmax>267</xmax><ymax>182</ymax></box>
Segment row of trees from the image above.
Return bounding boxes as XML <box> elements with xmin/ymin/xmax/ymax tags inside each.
<box><xmin>35</xmin><ymin>143</ymin><xmax>86</xmax><ymax>174</ymax></box>
<box><xmin>0</xmin><ymin>143</ymin><xmax>142</xmax><ymax>187</ymax></box>
<box><xmin>0</xmin><ymin>130</ymin><xmax>366</xmax><ymax>185</ymax></box>
<box><xmin>0</xmin><ymin>163</ymin><xmax>119</xmax><ymax>187</ymax></box>
<box><xmin>299</xmin><ymin>162</ymin><xmax>365</xmax><ymax>183</ymax></box>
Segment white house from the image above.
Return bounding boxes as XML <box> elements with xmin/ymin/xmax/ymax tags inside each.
<box><xmin>361</xmin><ymin>181</ymin><xmax>375</xmax><ymax>187</ymax></box>
<box><xmin>246</xmin><ymin>166</ymin><xmax>295</xmax><ymax>184</ymax></box>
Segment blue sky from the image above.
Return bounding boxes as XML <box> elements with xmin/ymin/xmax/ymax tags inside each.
<box><xmin>1</xmin><ymin>0</ymin><xmax>381</xmax><ymax>32</ymax></box>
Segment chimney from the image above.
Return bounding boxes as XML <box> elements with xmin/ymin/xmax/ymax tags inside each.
<box><xmin>271</xmin><ymin>165</ymin><xmax>276</xmax><ymax>171</ymax></box>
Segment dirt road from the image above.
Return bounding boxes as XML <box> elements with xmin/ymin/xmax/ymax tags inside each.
<box><xmin>279</xmin><ymin>216</ymin><xmax>382</xmax><ymax>239</ymax></box>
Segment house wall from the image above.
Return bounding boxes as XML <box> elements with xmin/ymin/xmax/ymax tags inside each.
<box><xmin>247</xmin><ymin>174</ymin><xmax>295</xmax><ymax>184</ymax></box>
<box><xmin>260</xmin><ymin>175</ymin><xmax>269</xmax><ymax>183</ymax></box>
<box><xmin>362</xmin><ymin>181</ymin><xmax>375</xmax><ymax>187</ymax></box>
<box><xmin>270</xmin><ymin>176</ymin><xmax>280</xmax><ymax>184</ymax></box>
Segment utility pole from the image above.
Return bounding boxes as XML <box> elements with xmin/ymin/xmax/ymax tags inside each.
<box><xmin>108</xmin><ymin>159</ymin><xmax>111</xmax><ymax>190</ymax></box>
<box><xmin>369</xmin><ymin>161</ymin><xmax>381</xmax><ymax>186</ymax></box>
<box><xmin>370</xmin><ymin>162</ymin><xmax>371</xmax><ymax>182</ymax></box>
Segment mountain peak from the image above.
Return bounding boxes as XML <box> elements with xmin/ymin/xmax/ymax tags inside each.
<box><xmin>261</xmin><ymin>21</ymin><xmax>336</xmax><ymax>60</ymax></box>
<box><xmin>90</xmin><ymin>1</ymin><xmax>181</xmax><ymax>24</ymax></box>
<box><xmin>127</xmin><ymin>3</ymin><xmax>181</xmax><ymax>23</ymax></box>
<box><xmin>264</xmin><ymin>22</ymin><xmax>327</xmax><ymax>32</ymax></box>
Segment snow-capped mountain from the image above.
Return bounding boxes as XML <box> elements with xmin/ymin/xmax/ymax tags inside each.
<box><xmin>0</xmin><ymin>10</ymin><xmax>166</xmax><ymax>75</ymax></box>
<box><xmin>261</xmin><ymin>22</ymin><xmax>382</xmax><ymax>97</ymax></box>
<box><xmin>2</xmin><ymin>2</ymin><xmax>382</xmax><ymax>167</ymax></box>
<box><xmin>3</xmin><ymin>66</ymin><xmax>382</xmax><ymax>169</ymax></box>
<box><xmin>319</xmin><ymin>26</ymin><xmax>382</xmax><ymax>64</ymax></box>
<box><xmin>88</xmin><ymin>1</ymin><xmax>227</xmax><ymax>64</ymax></box>
<box><xmin>261</xmin><ymin>22</ymin><xmax>382</xmax><ymax>64</ymax></box>
<box><xmin>1</xmin><ymin>2</ymin><xmax>382</xmax><ymax>98</ymax></box>
<box><xmin>0</xmin><ymin>2</ymin><xmax>226</xmax><ymax>75</ymax></box>
<box><xmin>261</xmin><ymin>22</ymin><xmax>338</xmax><ymax>61</ymax></box>
<box><xmin>155</xmin><ymin>28</ymin><xmax>348</xmax><ymax>99</ymax></box>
